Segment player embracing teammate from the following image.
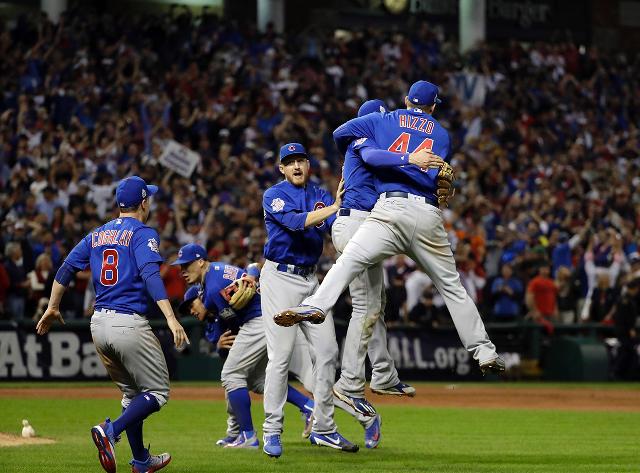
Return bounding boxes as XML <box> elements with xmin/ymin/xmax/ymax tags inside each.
<box><xmin>276</xmin><ymin>80</ymin><xmax>505</xmax><ymax>404</ymax></box>
<box><xmin>40</xmin><ymin>79</ymin><xmax>504</xmax><ymax>470</ymax></box>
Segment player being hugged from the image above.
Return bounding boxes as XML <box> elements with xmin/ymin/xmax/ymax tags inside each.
<box><xmin>260</xmin><ymin>143</ymin><xmax>359</xmax><ymax>458</ymax></box>
<box><xmin>36</xmin><ymin>176</ymin><xmax>189</xmax><ymax>473</ymax></box>
<box><xmin>173</xmin><ymin>248</ymin><xmax>317</xmax><ymax>449</ymax></box>
<box><xmin>315</xmin><ymin>98</ymin><xmax>446</xmax><ymax>426</ymax></box>
<box><xmin>275</xmin><ymin>81</ymin><xmax>505</xmax><ymax>376</ymax></box>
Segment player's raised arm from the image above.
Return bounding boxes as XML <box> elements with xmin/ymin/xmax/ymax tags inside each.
<box><xmin>333</xmin><ymin>113</ymin><xmax>379</xmax><ymax>155</ymax></box>
<box><xmin>264</xmin><ymin>143</ymin><xmax>343</xmax><ymax>231</ymax></box>
<box><xmin>358</xmin><ymin>142</ymin><xmax>445</xmax><ymax>170</ymax></box>
<box><xmin>303</xmin><ymin>178</ymin><xmax>344</xmax><ymax>229</ymax></box>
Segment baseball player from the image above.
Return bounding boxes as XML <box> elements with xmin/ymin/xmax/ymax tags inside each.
<box><xmin>247</xmin><ymin>262</ymin><xmax>383</xmax><ymax>449</ymax></box>
<box><xmin>260</xmin><ymin>142</ymin><xmax>358</xmax><ymax>457</ymax></box>
<box><xmin>328</xmin><ymin>98</ymin><xmax>440</xmax><ymax>420</ymax></box>
<box><xmin>178</xmin><ymin>282</ymin><xmax>379</xmax><ymax>448</ymax></box>
<box><xmin>36</xmin><ymin>175</ymin><xmax>189</xmax><ymax>473</ymax></box>
<box><xmin>275</xmin><ymin>81</ymin><xmax>505</xmax><ymax>376</ymax></box>
<box><xmin>172</xmin><ymin>248</ymin><xmax>316</xmax><ymax>449</ymax></box>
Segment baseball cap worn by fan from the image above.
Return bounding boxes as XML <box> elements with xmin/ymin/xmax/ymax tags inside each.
<box><xmin>408</xmin><ymin>80</ymin><xmax>442</xmax><ymax>106</ymax></box>
<box><xmin>116</xmin><ymin>175</ymin><xmax>158</xmax><ymax>208</ymax></box>
<box><xmin>178</xmin><ymin>284</ymin><xmax>202</xmax><ymax>316</ymax></box>
<box><xmin>279</xmin><ymin>143</ymin><xmax>308</xmax><ymax>163</ymax></box>
<box><xmin>171</xmin><ymin>243</ymin><xmax>207</xmax><ymax>266</ymax></box>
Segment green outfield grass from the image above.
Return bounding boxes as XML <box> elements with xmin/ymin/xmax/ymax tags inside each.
<box><xmin>0</xmin><ymin>384</ymin><xmax>638</xmax><ymax>473</ymax></box>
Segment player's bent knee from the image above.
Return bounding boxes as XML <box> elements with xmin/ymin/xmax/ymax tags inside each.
<box><xmin>222</xmin><ymin>376</ymin><xmax>248</xmax><ymax>393</ymax></box>
<box><xmin>121</xmin><ymin>395</ymin><xmax>134</xmax><ymax>410</ymax></box>
<box><xmin>149</xmin><ymin>388</ymin><xmax>170</xmax><ymax>408</ymax></box>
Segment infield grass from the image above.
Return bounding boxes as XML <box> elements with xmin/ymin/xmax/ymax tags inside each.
<box><xmin>0</xmin><ymin>383</ymin><xmax>638</xmax><ymax>473</ymax></box>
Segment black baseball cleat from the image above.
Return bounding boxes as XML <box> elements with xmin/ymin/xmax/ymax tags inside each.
<box><xmin>274</xmin><ymin>306</ymin><xmax>326</xmax><ymax>327</ymax></box>
<box><xmin>479</xmin><ymin>356</ymin><xmax>506</xmax><ymax>375</ymax></box>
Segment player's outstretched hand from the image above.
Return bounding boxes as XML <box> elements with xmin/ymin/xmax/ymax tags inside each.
<box><xmin>168</xmin><ymin>318</ymin><xmax>190</xmax><ymax>349</ymax></box>
<box><xmin>217</xmin><ymin>330</ymin><xmax>236</xmax><ymax>350</ymax></box>
<box><xmin>408</xmin><ymin>149</ymin><xmax>444</xmax><ymax>170</ymax></box>
<box><xmin>36</xmin><ymin>307</ymin><xmax>65</xmax><ymax>335</ymax></box>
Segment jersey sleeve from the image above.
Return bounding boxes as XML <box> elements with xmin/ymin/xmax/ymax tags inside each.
<box><xmin>131</xmin><ymin>227</ymin><xmax>164</xmax><ymax>271</ymax></box>
<box><xmin>64</xmin><ymin>235</ymin><xmax>92</xmax><ymax>271</ymax></box>
<box><xmin>263</xmin><ymin>188</ymin><xmax>307</xmax><ymax>231</ymax></box>
<box><xmin>333</xmin><ymin>114</ymin><xmax>379</xmax><ymax>155</ymax></box>
<box><xmin>320</xmin><ymin>188</ymin><xmax>337</xmax><ymax>230</ymax></box>
<box><xmin>202</xmin><ymin>265</ymin><xmax>241</xmax><ymax>313</ymax></box>
<box><xmin>358</xmin><ymin>141</ymin><xmax>410</xmax><ymax>168</ymax></box>
<box><xmin>204</xmin><ymin>319</ymin><xmax>223</xmax><ymax>345</ymax></box>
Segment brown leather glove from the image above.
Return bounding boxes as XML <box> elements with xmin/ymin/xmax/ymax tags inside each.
<box><xmin>436</xmin><ymin>162</ymin><xmax>455</xmax><ymax>206</ymax></box>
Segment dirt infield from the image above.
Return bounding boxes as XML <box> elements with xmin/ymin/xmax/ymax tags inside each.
<box><xmin>1</xmin><ymin>384</ymin><xmax>638</xmax><ymax>412</ymax></box>
<box><xmin>0</xmin><ymin>432</ymin><xmax>56</xmax><ymax>447</ymax></box>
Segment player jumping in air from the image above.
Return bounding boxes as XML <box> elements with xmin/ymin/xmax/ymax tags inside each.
<box><xmin>275</xmin><ymin>81</ymin><xmax>505</xmax><ymax>382</ymax></box>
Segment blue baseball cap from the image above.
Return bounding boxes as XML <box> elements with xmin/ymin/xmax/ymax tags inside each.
<box><xmin>407</xmin><ymin>80</ymin><xmax>442</xmax><ymax>106</ymax></box>
<box><xmin>171</xmin><ymin>243</ymin><xmax>207</xmax><ymax>266</ymax></box>
<box><xmin>178</xmin><ymin>284</ymin><xmax>202</xmax><ymax>316</ymax></box>
<box><xmin>279</xmin><ymin>143</ymin><xmax>308</xmax><ymax>162</ymax></box>
<box><xmin>116</xmin><ymin>176</ymin><xmax>158</xmax><ymax>208</ymax></box>
<box><xmin>358</xmin><ymin>99</ymin><xmax>388</xmax><ymax>117</ymax></box>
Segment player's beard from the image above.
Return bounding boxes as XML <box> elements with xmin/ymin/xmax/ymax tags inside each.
<box><xmin>290</xmin><ymin>170</ymin><xmax>308</xmax><ymax>187</ymax></box>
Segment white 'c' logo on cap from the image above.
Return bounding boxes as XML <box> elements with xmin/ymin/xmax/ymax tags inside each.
<box><xmin>288</xmin><ymin>145</ymin><xmax>296</xmax><ymax>151</ymax></box>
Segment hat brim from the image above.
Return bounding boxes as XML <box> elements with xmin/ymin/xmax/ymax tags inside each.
<box><xmin>170</xmin><ymin>256</ymin><xmax>200</xmax><ymax>266</ymax></box>
<box><xmin>147</xmin><ymin>184</ymin><xmax>159</xmax><ymax>196</ymax></box>
<box><xmin>280</xmin><ymin>153</ymin><xmax>308</xmax><ymax>163</ymax></box>
<box><xmin>178</xmin><ymin>296</ymin><xmax>197</xmax><ymax>316</ymax></box>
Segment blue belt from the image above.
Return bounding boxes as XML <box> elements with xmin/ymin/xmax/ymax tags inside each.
<box><xmin>276</xmin><ymin>263</ymin><xmax>316</xmax><ymax>277</ymax></box>
<box><xmin>95</xmin><ymin>308</ymin><xmax>139</xmax><ymax>316</ymax></box>
<box><xmin>383</xmin><ymin>191</ymin><xmax>437</xmax><ymax>208</ymax></box>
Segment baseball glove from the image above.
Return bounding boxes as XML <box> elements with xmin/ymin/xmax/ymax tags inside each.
<box><xmin>229</xmin><ymin>278</ymin><xmax>257</xmax><ymax>310</ymax></box>
<box><xmin>436</xmin><ymin>162</ymin><xmax>455</xmax><ymax>206</ymax></box>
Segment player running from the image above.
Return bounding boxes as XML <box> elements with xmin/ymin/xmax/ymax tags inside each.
<box><xmin>36</xmin><ymin>175</ymin><xmax>189</xmax><ymax>473</ymax></box>
<box><xmin>275</xmin><ymin>81</ymin><xmax>505</xmax><ymax>377</ymax></box>
<box><xmin>172</xmin><ymin>247</ymin><xmax>317</xmax><ymax>448</ymax></box>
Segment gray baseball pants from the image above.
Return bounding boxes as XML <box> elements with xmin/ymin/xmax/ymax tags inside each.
<box><xmin>331</xmin><ymin>211</ymin><xmax>401</xmax><ymax>396</ymax></box>
<box><xmin>261</xmin><ymin>260</ymin><xmax>339</xmax><ymax>435</ymax></box>
<box><xmin>304</xmin><ymin>195</ymin><xmax>498</xmax><ymax>365</ymax></box>
<box><xmin>90</xmin><ymin>310</ymin><xmax>170</xmax><ymax>409</ymax></box>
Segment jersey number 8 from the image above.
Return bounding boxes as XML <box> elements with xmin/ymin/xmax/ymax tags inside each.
<box><xmin>100</xmin><ymin>249</ymin><xmax>119</xmax><ymax>286</ymax></box>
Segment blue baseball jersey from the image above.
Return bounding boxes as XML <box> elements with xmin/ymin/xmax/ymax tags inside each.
<box><xmin>334</xmin><ymin>109</ymin><xmax>451</xmax><ymax>202</ymax></box>
<box><xmin>202</xmin><ymin>262</ymin><xmax>261</xmax><ymax>331</ymax></box>
<box><xmin>64</xmin><ymin>217</ymin><xmax>163</xmax><ymax>314</ymax></box>
<box><xmin>263</xmin><ymin>180</ymin><xmax>334</xmax><ymax>266</ymax></box>
<box><xmin>341</xmin><ymin>139</ymin><xmax>380</xmax><ymax>212</ymax></box>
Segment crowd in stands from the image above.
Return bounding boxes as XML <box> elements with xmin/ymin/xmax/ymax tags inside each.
<box><xmin>0</xmin><ymin>6</ymin><xmax>638</xmax><ymax>365</ymax></box>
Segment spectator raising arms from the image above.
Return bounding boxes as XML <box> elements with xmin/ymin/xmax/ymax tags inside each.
<box><xmin>0</xmin><ymin>6</ymin><xmax>639</xmax><ymax>321</ymax></box>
